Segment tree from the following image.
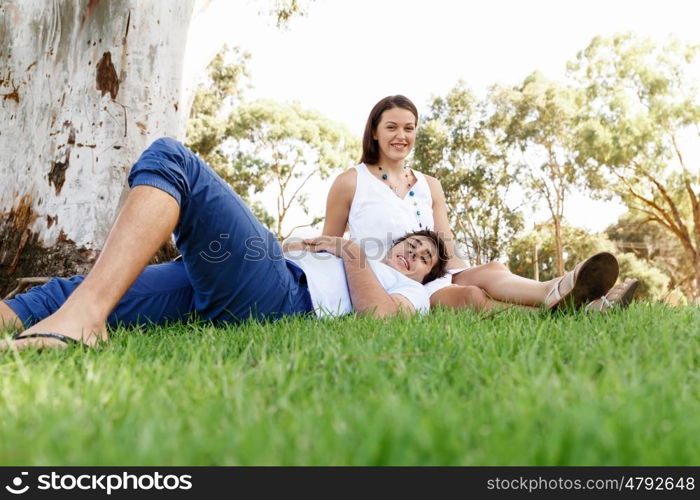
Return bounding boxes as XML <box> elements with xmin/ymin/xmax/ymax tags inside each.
<box><xmin>615</xmin><ymin>253</ymin><xmax>671</xmax><ymax>302</ymax></box>
<box><xmin>0</xmin><ymin>1</ymin><xmax>312</xmax><ymax>296</ymax></box>
<box><xmin>490</xmin><ymin>72</ymin><xmax>584</xmax><ymax>276</ymax></box>
<box><xmin>508</xmin><ymin>222</ymin><xmax>614</xmax><ymax>281</ymax></box>
<box><xmin>508</xmin><ymin>222</ymin><xmax>670</xmax><ymax>300</ymax></box>
<box><xmin>185</xmin><ymin>46</ymin><xmax>274</xmax><ymax>225</ymax></box>
<box><xmin>606</xmin><ymin>211</ymin><xmax>694</xmax><ymax>298</ymax></box>
<box><xmin>227</xmin><ymin>99</ymin><xmax>359</xmax><ymax>239</ymax></box>
<box><xmin>187</xmin><ymin>45</ymin><xmax>358</xmax><ymax>240</ymax></box>
<box><xmin>0</xmin><ymin>0</ymin><xmax>199</xmax><ymax>296</ymax></box>
<box><xmin>263</xmin><ymin>0</ymin><xmax>315</xmax><ymax>28</ymax></box>
<box><xmin>186</xmin><ymin>45</ymin><xmax>251</xmax><ymax>176</ymax></box>
<box><xmin>187</xmin><ymin>46</ymin><xmax>359</xmax><ymax>239</ymax></box>
<box><xmin>569</xmin><ymin>33</ymin><xmax>700</xmax><ymax>300</ymax></box>
<box><xmin>413</xmin><ymin>82</ymin><xmax>523</xmax><ymax>265</ymax></box>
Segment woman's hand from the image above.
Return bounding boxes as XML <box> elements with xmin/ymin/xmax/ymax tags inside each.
<box><xmin>284</xmin><ymin>236</ymin><xmax>363</xmax><ymax>261</ymax></box>
<box><xmin>301</xmin><ymin>236</ymin><xmax>361</xmax><ymax>260</ymax></box>
<box><xmin>281</xmin><ymin>240</ymin><xmax>306</xmax><ymax>252</ymax></box>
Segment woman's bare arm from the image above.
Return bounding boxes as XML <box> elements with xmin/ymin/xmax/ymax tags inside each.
<box><xmin>321</xmin><ymin>169</ymin><xmax>357</xmax><ymax>237</ymax></box>
<box><xmin>425</xmin><ymin>174</ymin><xmax>468</xmax><ymax>270</ymax></box>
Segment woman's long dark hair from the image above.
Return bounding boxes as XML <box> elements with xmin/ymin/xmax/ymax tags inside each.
<box><xmin>360</xmin><ymin>95</ymin><xmax>418</xmax><ymax>165</ymax></box>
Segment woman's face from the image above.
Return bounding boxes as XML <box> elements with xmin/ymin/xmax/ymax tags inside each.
<box><xmin>373</xmin><ymin>107</ymin><xmax>417</xmax><ymax>164</ymax></box>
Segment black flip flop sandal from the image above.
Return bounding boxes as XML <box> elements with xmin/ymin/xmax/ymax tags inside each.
<box><xmin>12</xmin><ymin>332</ymin><xmax>81</xmax><ymax>346</ymax></box>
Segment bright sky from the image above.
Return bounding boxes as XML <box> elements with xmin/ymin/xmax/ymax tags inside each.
<box><xmin>187</xmin><ymin>0</ymin><xmax>700</xmax><ymax>237</ymax></box>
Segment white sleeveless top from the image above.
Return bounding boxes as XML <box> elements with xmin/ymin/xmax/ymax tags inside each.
<box><xmin>347</xmin><ymin>163</ymin><xmax>434</xmax><ymax>260</ymax></box>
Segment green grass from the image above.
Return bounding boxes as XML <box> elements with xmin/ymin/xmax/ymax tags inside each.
<box><xmin>1</xmin><ymin>303</ymin><xmax>699</xmax><ymax>465</ymax></box>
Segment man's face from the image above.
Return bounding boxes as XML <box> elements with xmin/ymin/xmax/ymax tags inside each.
<box><xmin>385</xmin><ymin>235</ymin><xmax>439</xmax><ymax>283</ymax></box>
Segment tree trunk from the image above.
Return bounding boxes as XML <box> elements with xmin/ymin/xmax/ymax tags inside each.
<box><xmin>553</xmin><ymin>216</ymin><xmax>564</xmax><ymax>276</ymax></box>
<box><xmin>533</xmin><ymin>244</ymin><xmax>539</xmax><ymax>281</ymax></box>
<box><xmin>0</xmin><ymin>0</ymin><xmax>201</xmax><ymax>295</ymax></box>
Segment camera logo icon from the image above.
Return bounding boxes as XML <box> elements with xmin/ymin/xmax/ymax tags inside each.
<box><xmin>199</xmin><ymin>234</ymin><xmax>231</xmax><ymax>263</ymax></box>
<box><xmin>5</xmin><ymin>472</ymin><xmax>29</xmax><ymax>494</ymax></box>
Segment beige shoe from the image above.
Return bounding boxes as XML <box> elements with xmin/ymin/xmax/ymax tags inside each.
<box><xmin>544</xmin><ymin>252</ymin><xmax>619</xmax><ymax>311</ymax></box>
<box><xmin>587</xmin><ymin>278</ymin><xmax>640</xmax><ymax>312</ymax></box>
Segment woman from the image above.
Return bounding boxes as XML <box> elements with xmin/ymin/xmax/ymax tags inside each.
<box><xmin>322</xmin><ymin>95</ymin><xmax>635</xmax><ymax>311</ymax></box>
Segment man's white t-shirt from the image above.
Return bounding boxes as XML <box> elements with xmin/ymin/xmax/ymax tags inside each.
<box><xmin>285</xmin><ymin>250</ymin><xmax>429</xmax><ymax>317</ymax></box>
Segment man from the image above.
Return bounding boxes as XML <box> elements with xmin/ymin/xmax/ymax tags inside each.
<box><xmin>1</xmin><ymin>138</ymin><xmax>448</xmax><ymax>349</ymax></box>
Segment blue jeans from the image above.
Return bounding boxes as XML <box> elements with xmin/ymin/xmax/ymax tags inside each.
<box><xmin>5</xmin><ymin>138</ymin><xmax>312</xmax><ymax>328</ymax></box>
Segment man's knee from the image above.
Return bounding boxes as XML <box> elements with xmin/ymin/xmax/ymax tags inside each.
<box><xmin>149</xmin><ymin>136</ymin><xmax>183</xmax><ymax>151</ymax></box>
<box><xmin>127</xmin><ymin>137</ymin><xmax>196</xmax><ymax>201</ymax></box>
<box><xmin>138</xmin><ymin>137</ymin><xmax>191</xmax><ymax>168</ymax></box>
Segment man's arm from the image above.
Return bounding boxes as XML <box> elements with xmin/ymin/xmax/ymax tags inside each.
<box><xmin>302</xmin><ymin>237</ymin><xmax>416</xmax><ymax>318</ymax></box>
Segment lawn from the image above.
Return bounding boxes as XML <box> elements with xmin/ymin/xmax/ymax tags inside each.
<box><xmin>1</xmin><ymin>303</ymin><xmax>698</xmax><ymax>465</ymax></box>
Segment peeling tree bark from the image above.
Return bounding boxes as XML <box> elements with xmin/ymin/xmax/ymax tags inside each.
<box><xmin>0</xmin><ymin>0</ymin><xmax>200</xmax><ymax>294</ymax></box>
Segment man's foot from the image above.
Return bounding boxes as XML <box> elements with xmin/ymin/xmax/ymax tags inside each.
<box><xmin>544</xmin><ymin>252</ymin><xmax>619</xmax><ymax>311</ymax></box>
<box><xmin>4</xmin><ymin>309</ymin><xmax>107</xmax><ymax>350</ymax></box>
<box><xmin>586</xmin><ymin>278</ymin><xmax>640</xmax><ymax>312</ymax></box>
<box><xmin>12</xmin><ymin>332</ymin><xmax>81</xmax><ymax>345</ymax></box>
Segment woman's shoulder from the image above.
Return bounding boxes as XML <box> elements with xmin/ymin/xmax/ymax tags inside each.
<box><xmin>328</xmin><ymin>167</ymin><xmax>359</xmax><ymax>202</ymax></box>
<box><xmin>417</xmin><ymin>171</ymin><xmax>438</xmax><ymax>185</ymax></box>
<box><xmin>415</xmin><ymin>172</ymin><xmax>447</xmax><ymax>205</ymax></box>
<box><xmin>420</xmin><ymin>173</ymin><xmax>443</xmax><ymax>190</ymax></box>
<box><xmin>413</xmin><ymin>171</ymin><xmax>442</xmax><ymax>192</ymax></box>
<box><xmin>333</xmin><ymin>166</ymin><xmax>359</xmax><ymax>188</ymax></box>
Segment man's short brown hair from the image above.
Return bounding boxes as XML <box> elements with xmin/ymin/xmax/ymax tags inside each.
<box><xmin>392</xmin><ymin>229</ymin><xmax>449</xmax><ymax>284</ymax></box>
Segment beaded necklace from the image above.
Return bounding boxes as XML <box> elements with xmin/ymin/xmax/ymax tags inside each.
<box><xmin>375</xmin><ymin>165</ymin><xmax>423</xmax><ymax>228</ymax></box>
